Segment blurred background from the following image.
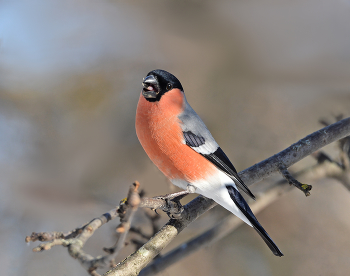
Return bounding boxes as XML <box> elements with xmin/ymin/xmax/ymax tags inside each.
<box><xmin>1</xmin><ymin>0</ymin><xmax>350</xmax><ymax>275</ymax></box>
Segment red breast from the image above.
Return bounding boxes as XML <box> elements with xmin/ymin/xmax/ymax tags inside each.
<box><xmin>136</xmin><ymin>88</ymin><xmax>216</xmax><ymax>182</ymax></box>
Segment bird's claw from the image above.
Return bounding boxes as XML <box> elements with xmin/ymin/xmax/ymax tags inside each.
<box><xmin>153</xmin><ymin>191</ymin><xmax>189</xmax><ymax>218</ymax></box>
<box><xmin>164</xmin><ymin>198</ymin><xmax>184</xmax><ymax>219</ymax></box>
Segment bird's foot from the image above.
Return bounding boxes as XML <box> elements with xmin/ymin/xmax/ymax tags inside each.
<box><xmin>155</xmin><ymin>190</ymin><xmax>189</xmax><ymax>219</ymax></box>
<box><xmin>165</xmin><ymin>200</ymin><xmax>184</xmax><ymax>219</ymax></box>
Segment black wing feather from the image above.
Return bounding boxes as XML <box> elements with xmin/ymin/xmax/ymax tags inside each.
<box><xmin>226</xmin><ymin>185</ymin><xmax>283</xmax><ymax>257</ymax></box>
<box><xmin>182</xmin><ymin>131</ymin><xmax>255</xmax><ymax>199</ymax></box>
<box><xmin>203</xmin><ymin>148</ymin><xmax>255</xmax><ymax>200</ymax></box>
<box><xmin>183</xmin><ymin>131</ymin><xmax>206</xmax><ymax>147</ymax></box>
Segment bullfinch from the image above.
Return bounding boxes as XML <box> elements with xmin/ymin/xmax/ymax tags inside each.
<box><xmin>135</xmin><ymin>69</ymin><xmax>283</xmax><ymax>257</ymax></box>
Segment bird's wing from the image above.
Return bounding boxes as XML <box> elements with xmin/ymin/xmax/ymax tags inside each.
<box><xmin>178</xmin><ymin>99</ymin><xmax>255</xmax><ymax>199</ymax></box>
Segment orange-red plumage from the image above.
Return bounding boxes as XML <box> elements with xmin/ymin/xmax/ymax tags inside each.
<box><xmin>136</xmin><ymin>88</ymin><xmax>216</xmax><ymax>182</ymax></box>
<box><xmin>135</xmin><ymin>69</ymin><xmax>283</xmax><ymax>257</ymax></box>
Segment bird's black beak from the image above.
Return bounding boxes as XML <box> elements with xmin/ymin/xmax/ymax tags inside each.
<box><xmin>142</xmin><ymin>75</ymin><xmax>159</xmax><ymax>98</ymax></box>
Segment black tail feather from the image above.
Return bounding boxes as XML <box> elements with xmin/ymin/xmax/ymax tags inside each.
<box><xmin>226</xmin><ymin>185</ymin><xmax>284</xmax><ymax>257</ymax></box>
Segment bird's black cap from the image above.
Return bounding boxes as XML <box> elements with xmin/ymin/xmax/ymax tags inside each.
<box><xmin>142</xmin><ymin>69</ymin><xmax>183</xmax><ymax>102</ymax></box>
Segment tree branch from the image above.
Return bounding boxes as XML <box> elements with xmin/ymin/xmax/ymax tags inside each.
<box><xmin>26</xmin><ymin>117</ymin><xmax>350</xmax><ymax>276</ymax></box>
<box><xmin>26</xmin><ymin>184</ymin><xmax>189</xmax><ymax>275</ymax></box>
<box><xmin>105</xmin><ymin>116</ymin><xmax>350</xmax><ymax>276</ymax></box>
<box><xmin>238</xmin><ymin>117</ymin><xmax>350</xmax><ymax>185</ymax></box>
<box><xmin>139</xmin><ymin>182</ymin><xmax>292</xmax><ymax>276</ymax></box>
<box><xmin>26</xmin><ymin>182</ymin><xmax>142</xmax><ymax>276</ymax></box>
<box><xmin>139</xmin><ymin>152</ymin><xmax>350</xmax><ymax>276</ymax></box>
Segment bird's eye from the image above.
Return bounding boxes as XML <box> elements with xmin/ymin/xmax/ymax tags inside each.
<box><xmin>166</xmin><ymin>83</ymin><xmax>173</xmax><ymax>91</ymax></box>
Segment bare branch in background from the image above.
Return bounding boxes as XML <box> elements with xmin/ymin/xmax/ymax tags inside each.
<box><xmin>139</xmin><ymin>151</ymin><xmax>350</xmax><ymax>276</ymax></box>
<box><xmin>102</xmin><ymin>181</ymin><xmax>141</xmax><ymax>268</ymax></box>
<box><xmin>106</xmin><ymin>116</ymin><xmax>350</xmax><ymax>276</ymax></box>
<box><xmin>130</xmin><ymin>211</ymin><xmax>161</xmax><ymax>251</ymax></box>
<box><xmin>139</xmin><ymin>183</ymin><xmax>292</xmax><ymax>276</ymax></box>
<box><xmin>25</xmin><ymin>183</ymin><xmax>187</xmax><ymax>275</ymax></box>
<box><xmin>26</xmin><ymin>116</ymin><xmax>350</xmax><ymax>276</ymax></box>
<box><xmin>26</xmin><ymin>182</ymin><xmax>142</xmax><ymax>276</ymax></box>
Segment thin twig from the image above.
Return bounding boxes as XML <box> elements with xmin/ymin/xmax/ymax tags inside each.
<box><xmin>102</xmin><ymin>182</ymin><xmax>141</xmax><ymax>267</ymax></box>
<box><xmin>312</xmin><ymin>151</ymin><xmax>344</xmax><ymax>169</ymax></box>
<box><xmin>27</xmin><ymin>182</ymin><xmax>141</xmax><ymax>275</ymax></box>
<box><xmin>279</xmin><ymin>166</ymin><xmax>312</xmax><ymax>196</ymax></box>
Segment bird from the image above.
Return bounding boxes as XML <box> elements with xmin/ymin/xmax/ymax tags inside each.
<box><xmin>135</xmin><ymin>69</ymin><xmax>283</xmax><ymax>257</ymax></box>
